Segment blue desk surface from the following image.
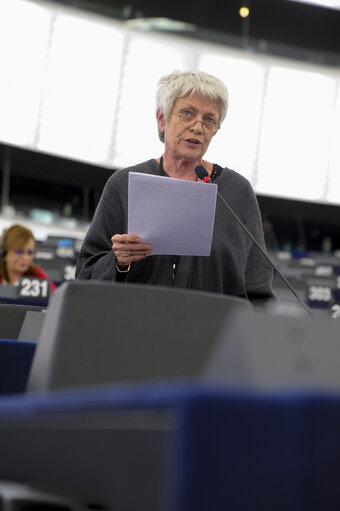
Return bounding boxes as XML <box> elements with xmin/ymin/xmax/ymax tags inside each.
<box><xmin>0</xmin><ymin>382</ymin><xmax>340</xmax><ymax>511</ymax></box>
<box><xmin>0</xmin><ymin>339</ymin><xmax>36</xmax><ymax>395</ymax></box>
<box><xmin>0</xmin><ymin>296</ymin><xmax>49</xmax><ymax>307</ymax></box>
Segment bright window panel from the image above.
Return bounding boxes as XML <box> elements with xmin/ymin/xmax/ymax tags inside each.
<box><xmin>327</xmin><ymin>83</ymin><xmax>340</xmax><ymax>204</ymax></box>
<box><xmin>38</xmin><ymin>14</ymin><xmax>124</xmax><ymax>164</ymax></box>
<box><xmin>198</xmin><ymin>52</ymin><xmax>265</xmax><ymax>181</ymax></box>
<box><xmin>112</xmin><ymin>33</ymin><xmax>188</xmax><ymax>168</ymax></box>
<box><xmin>0</xmin><ymin>0</ymin><xmax>51</xmax><ymax>145</ymax></box>
<box><xmin>256</xmin><ymin>66</ymin><xmax>336</xmax><ymax>201</ymax></box>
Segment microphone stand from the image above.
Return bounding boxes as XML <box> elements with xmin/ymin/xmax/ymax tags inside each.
<box><xmin>196</xmin><ymin>167</ymin><xmax>313</xmax><ymax>317</ymax></box>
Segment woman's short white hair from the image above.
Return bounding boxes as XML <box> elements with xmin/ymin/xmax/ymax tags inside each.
<box><xmin>156</xmin><ymin>70</ymin><xmax>229</xmax><ymax>142</ymax></box>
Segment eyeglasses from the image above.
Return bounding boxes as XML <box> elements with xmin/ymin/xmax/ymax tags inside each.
<box><xmin>175</xmin><ymin>110</ymin><xmax>220</xmax><ymax>132</ymax></box>
<box><xmin>14</xmin><ymin>249</ymin><xmax>35</xmax><ymax>256</ymax></box>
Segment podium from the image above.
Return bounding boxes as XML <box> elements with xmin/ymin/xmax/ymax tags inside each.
<box><xmin>27</xmin><ymin>280</ymin><xmax>251</xmax><ymax>392</ymax></box>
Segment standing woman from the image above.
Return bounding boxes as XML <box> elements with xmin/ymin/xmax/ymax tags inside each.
<box><xmin>76</xmin><ymin>70</ymin><xmax>274</xmax><ymax>303</ymax></box>
<box><xmin>0</xmin><ymin>224</ymin><xmax>56</xmax><ymax>292</ymax></box>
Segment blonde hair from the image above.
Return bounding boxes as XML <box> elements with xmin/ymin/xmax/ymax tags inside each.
<box><xmin>0</xmin><ymin>224</ymin><xmax>36</xmax><ymax>282</ymax></box>
<box><xmin>156</xmin><ymin>70</ymin><xmax>229</xmax><ymax>142</ymax></box>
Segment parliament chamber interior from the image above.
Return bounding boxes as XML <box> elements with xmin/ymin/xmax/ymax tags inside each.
<box><xmin>1</xmin><ymin>0</ymin><xmax>340</xmax><ymax>509</ymax></box>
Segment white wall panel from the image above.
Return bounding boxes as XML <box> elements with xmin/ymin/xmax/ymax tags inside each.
<box><xmin>327</xmin><ymin>83</ymin><xmax>340</xmax><ymax>203</ymax></box>
<box><xmin>37</xmin><ymin>13</ymin><xmax>124</xmax><ymax>164</ymax></box>
<box><xmin>0</xmin><ymin>0</ymin><xmax>51</xmax><ymax>145</ymax></box>
<box><xmin>255</xmin><ymin>66</ymin><xmax>336</xmax><ymax>201</ymax></box>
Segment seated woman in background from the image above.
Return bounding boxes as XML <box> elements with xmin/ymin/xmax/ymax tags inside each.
<box><xmin>0</xmin><ymin>224</ymin><xmax>56</xmax><ymax>292</ymax></box>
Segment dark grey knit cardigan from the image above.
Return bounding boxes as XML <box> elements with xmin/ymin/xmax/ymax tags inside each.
<box><xmin>76</xmin><ymin>159</ymin><xmax>274</xmax><ymax>301</ymax></box>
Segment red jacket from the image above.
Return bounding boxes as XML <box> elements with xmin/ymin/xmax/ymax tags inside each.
<box><xmin>30</xmin><ymin>265</ymin><xmax>57</xmax><ymax>293</ymax></box>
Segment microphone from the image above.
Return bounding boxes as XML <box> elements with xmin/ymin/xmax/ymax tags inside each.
<box><xmin>195</xmin><ymin>165</ymin><xmax>313</xmax><ymax>317</ymax></box>
<box><xmin>195</xmin><ymin>165</ymin><xmax>212</xmax><ymax>183</ymax></box>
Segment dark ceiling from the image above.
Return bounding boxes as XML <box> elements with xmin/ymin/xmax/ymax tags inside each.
<box><xmin>48</xmin><ymin>0</ymin><xmax>340</xmax><ymax>63</ymax></box>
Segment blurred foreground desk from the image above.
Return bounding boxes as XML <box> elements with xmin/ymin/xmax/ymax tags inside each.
<box><xmin>1</xmin><ymin>281</ymin><xmax>340</xmax><ymax>510</ymax></box>
<box><xmin>0</xmin><ymin>383</ymin><xmax>340</xmax><ymax>511</ymax></box>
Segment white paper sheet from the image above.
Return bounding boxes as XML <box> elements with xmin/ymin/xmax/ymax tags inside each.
<box><xmin>128</xmin><ymin>172</ymin><xmax>217</xmax><ymax>256</ymax></box>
